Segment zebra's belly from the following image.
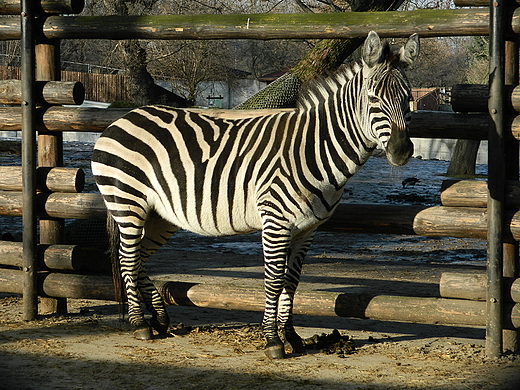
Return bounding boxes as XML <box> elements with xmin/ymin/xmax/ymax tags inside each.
<box><xmin>155</xmin><ymin>199</ymin><xmax>264</xmax><ymax>237</ymax></box>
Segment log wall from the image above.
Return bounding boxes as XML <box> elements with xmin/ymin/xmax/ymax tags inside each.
<box><xmin>2</xmin><ymin>267</ymin><xmax>520</xmax><ymax>328</ymax></box>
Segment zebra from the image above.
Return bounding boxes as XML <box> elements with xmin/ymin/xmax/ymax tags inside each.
<box><xmin>91</xmin><ymin>31</ymin><xmax>419</xmax><ymax>359</ymax></box>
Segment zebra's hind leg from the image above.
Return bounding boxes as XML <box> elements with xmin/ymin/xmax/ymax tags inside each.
<box><xmin>117</xmin><ymin>228</ymin><xmax>152</xmax><ymax>340</ymax></box>
<box><xmin>116</xmin><ymin>212</ymin><xmax>176</xmax><ymax>340</ymax></box>
<box><xmin>138</xmin><ymin>214</ymin><xmax>178</xmax><ymax>337</ymax></box>
<box><xmin>278</xmin><ymin>229</ymin><xmax>316</xmax><ymax>355</ymax></box>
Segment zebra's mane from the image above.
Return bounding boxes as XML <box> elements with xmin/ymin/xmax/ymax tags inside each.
<box><xmin>296</xmin><ymin>61</ymin><xmax>362</xmax><ymax>110</ymax></box>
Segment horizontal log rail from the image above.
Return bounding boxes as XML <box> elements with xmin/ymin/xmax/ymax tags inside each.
<box><xmin>412</xmin><ymin>206</ymin><xmax>494</xmax><ymax>240</ymax></box>
<box><xmin>0</xmin><ymin>106</ymin><xmax>130</xmax><ymax>132</ymax></box>
<box><xmin>0</xmin><ymin>268</ymin><xmax>115</xmax><ymax>300</ymax></box>
<box><xmin>0</xmin><ymin>191</ymin><xmax>106</xmax><ymax>219</ymax></box>
<box><xmin>0</xmin><ymin>241</ymin><xmax>110</xmax><ymax>273</ymax></box>
<box><xmin>454</xmin><ymin>0</ymin><xmax>520</xmax><ymax>6</ymax></box>
<box><xmin>0</xmin><ymin>107</ymin><xmax>492</xmax><ymax>140</ymax></box>
<box><xmin>0</xmin><ymin>166</ymin><xmax>84</xmax><ymax>192</ymax></box>
<box><xmin>0</xmin><ymin>195</ymin><xmax>427</xmax><ymax>235</ymax></box>
<box><xmin>0</xmin><ymin>192</ymin><xmax>518</xmax><ymax>240</ymax></box>
<box><xmin>440</xmin><ymin>272</ymin><xmax>520</xmax><ymax>303</ymax></box>
<box><xmin>322</xmin><ymin>204</ymin><xmax>427</xmax><ymax>235</ymax></box>
<box><xmin>158</xmin><ymin>281</ymin><xmax>513</xmax><ymax>327</ymax></box>
<box><xmin>1</xmin><ymin>268</ymin><xmax>519</xmax><ymax>328</ymax></box>
<box><xmin>451</xmin><ymin>84</ymin><xmax>520</xmax><ymax>114</ymax></box>
<box><xmin>441</xmin><ymin>179</ymin><xmax>520</xmax><ymax>208</ymax></box>
<box><xmin>0</xmin><ymin>80</ymin><xmax>84</xmax><ymax>106</ymax></box>
<box><xmin>409</xmin><ymin>111</ymin><xmax>489</xmax><ymax>140</ymax></box>
<box><xmin>0</xmin><ymin>8</ymin><xmax>500</xmax><ymax>41</ymax></box>
<box><xmin>0</xmin><ymin>0</ymin><xmax>84</xmax><ymax>15</ymax></box>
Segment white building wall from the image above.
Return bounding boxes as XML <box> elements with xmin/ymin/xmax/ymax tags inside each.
<box><xmin>411</xmin><ymin>138</ymin><xmax>488</xmax><ymax>164</ymax></box>
<box><xmin>195</xmin><ymin>79</ymin><xmax>265</xmax><ymax>108</ymax></box>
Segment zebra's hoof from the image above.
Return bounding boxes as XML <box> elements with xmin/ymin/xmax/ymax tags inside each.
<box><xmin>284</xmin><ymin>335</ymin><xmax>306</xmax><ymax>355</ymax></box>
<box><xmin>150</xmin><ymin>316</ymin><xmax>170</xmax><ymax>335</ymax></box>
<box><xmin>133</xmin><ymin>325</ymin><xmax>153</xmax><ymax>340</ymax></box>
<box><xmin>265</xmin><ymin>340</ymin><xmax>285</xmax><ymax>359</ymax></box>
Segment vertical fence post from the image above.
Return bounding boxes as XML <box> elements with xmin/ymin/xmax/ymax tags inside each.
<box><xmin>503</xmin><ymin>34</ymin><xmax>519</xmax><ymax>354</ymax></box>
<box><xmin>487</xmin><ymin>0</ymin><xmax>507</xmax><ymax>358</ymax></box>
<box><xmin>36</xmin><ymin>40</ymin><xmax>67</xmax><ymax>315</ymax></box>
<box><xmin>21</xmin><ymin>0</ymin><xmax>38</xmax><ymax>321</ymax></box>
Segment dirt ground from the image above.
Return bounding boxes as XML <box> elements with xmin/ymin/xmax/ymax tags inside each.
<box><xmin>1</xmin><ymin>230</ymin><xmax>520</xmax><ymax>390</ymax></box>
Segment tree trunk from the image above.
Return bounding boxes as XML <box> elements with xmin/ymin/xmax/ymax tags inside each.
<box><xmin>235</xmin><ymin>0</ymin><xmax>405</xmax><ymax>109</ymax></box>
<box><xmin>122</xmin><ymin>40</ymin><xmax>157</xmax><ymax>106</ymax></box>
<box><xmin>446</xmin><ymin>139</ymin><xmax>481</xmax><ymax>177</ymax></box>
<box><xmin>112</xmin><ymin>0</ymin><xmax>186</xmax><ymax>107</ymax></box>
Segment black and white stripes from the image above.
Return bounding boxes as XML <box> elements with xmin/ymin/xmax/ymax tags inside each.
<box><xmin>92</xmin><ymin>31</ymin><xmax>419</xmax><ymax>359</ymax></box>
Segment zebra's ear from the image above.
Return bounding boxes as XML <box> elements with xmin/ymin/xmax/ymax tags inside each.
<box><xmin>362</xmin><ymin>31</ymin><xmax>384</xmax><ymax>68</ymax></box>
<box><xmin>399</xmin><ymin>33</ymin><xmax>420</xmax><ymax>67</ymax></box>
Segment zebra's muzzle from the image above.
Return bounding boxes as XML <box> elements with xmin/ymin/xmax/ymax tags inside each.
<box><xmin>386</xmin><ymin>124</ymin><xmax>413</xmax><ymax>166</ymax></box>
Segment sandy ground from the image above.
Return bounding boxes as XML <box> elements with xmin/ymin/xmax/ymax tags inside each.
<box><xmin>1</xmin><ymin>229</ymin><xmax>520</xmax><ymax>390</ymax></box>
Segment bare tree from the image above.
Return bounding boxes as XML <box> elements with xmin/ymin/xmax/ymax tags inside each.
<box><xmin>405</xmin><ymin>37</ymin><xmax>470</xmax><ymax>87</ymax></box>
<box><xmin>236</xmin><ymin>0</ymin><xmax>406</xmax><ymax>109</ymax></box>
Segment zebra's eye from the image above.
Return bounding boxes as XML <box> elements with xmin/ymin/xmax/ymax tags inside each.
<box><xmin>368</xmin><ymin>95</ymin><xmax>380</xmax><ymax>104</ymax></box>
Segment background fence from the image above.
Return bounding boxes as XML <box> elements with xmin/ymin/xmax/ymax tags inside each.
<box><xmin>0</xmin><ymin>66</ymin><xmax>129</xmax><ymax>102</ymax></box>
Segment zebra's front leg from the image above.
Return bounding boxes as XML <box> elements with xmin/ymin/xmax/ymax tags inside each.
<box><xmin>278</xmin><ymin>229</ymin><xmax>316</xmax><ymax>355</ymax></box>
<box><xmin>261</xmin><ymin>224</ymin><xmax>292</xmax><ymax>359</ymax></box>
<box><xmin>263</xmin><ymin>265</ymin><xmax>286</xmax><ymax>359</ymax></box>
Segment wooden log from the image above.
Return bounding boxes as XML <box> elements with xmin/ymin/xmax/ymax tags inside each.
<box><xmin>0</xmin><ymin>166</ymin><xmax>84</xmax><ymax>192</ymax></box>
<box><xmin>0</xmin><ymin>106</ymin><xmax>492</xmax><ymax>140</ymax></box>
<box><xmin>0</xmin><ymin>190</ymin><xmax>23</xmax><ymax>215</ymax></box>
<box><xmin>43</xmin><ymin>9</ymin><xmax>492</xmax><ymax>40</ymax></box>
<box><xmin>408</xmin><ymin>111</ymin><xmax>489</xmax><ymax>140</ymax></box>
<box><xmin>2</xmin><ymin>267</ymin><xmax>520</xmax><ymax>327</ymax></box>
<box><xmin>440</xmin><ymin>272</ymin><xmax>520</xmax><ymax>303</ymax></box>
<box><xmin>0</xmin><ymin>269</ymin><xmax>114</xmax><ymax>300</ymax></box>
<box><xmin>0</xmin><ymin>139</ymin><xmax>20</xmax><ymax>155</ymax></box>
<box><xmin>40</xmin><ymin>272</ymin><xmax>115</xmax><ymax>300</ymax></box>
<box><xmin>0</xmin><ymin>191</ymin><xmax>106</xmax><ymax>219</ymax></box>
<box><xmin>413</xmin><ymin>206</ymin><xmax>489</xmax><ymax>239</ymax></box>
<box><xmin>510</xmin><ymin>116</ymin><xmax>520</xmax><ymax>141</ymax></box>
<box><xmin>0</xmin><ymin>241</ymin><xmax>110</xmax><ymax>273</ymax></box>
<box><xmin>321</xmin><ymin>203</ymin><xmax>426</xmax><ymax>235</ymax></box>
<box><xmin>0</xmin><ymin>267</ymin><xmax>23</xmax><ymax>294</ymax></box>
<box><xmin>451</xmin><ymin>84</ymin><xmax>489</xmax><ymax>113</ymax></box>
<box><xmin>441</xmin><ymin>179</ymin><xmax>520</xmax><ymax>208</ymax></box>
<box><xmin>0</xmin><ymin>106</ymin><xmax>129</xmax><ymax>132</ymax></box>
<box><xmin>440</xmin><ymin>272</ymin><xmax>488</xmax><ymax>301</ymax></box>
<box><xmin>327</xmin><ymin>204</ymin><xmax>520</xmax><ymax>242</ymax></box>
<box><xmin>0</xmin><ymin>8</ymin><xmax>497</xmax><ymax>41</ymax></box>
<box><xmin>2</xmin><ymin>193</ymin><xmax>520</xmax><ymax>241</ymax></box>
<box><xmin>36</xmin><ymin>39</ymin><xmax>69</xmax><ymax>316</ymax></box>
<box><xmin>0</xmin><ymin>80</ymin><xmax>84</xmax><ymax>106</ymax></box>
<box><xmin>37</xmin><ymin>192</ymin><xmax>106</xmax><ymax>219</ymax></box>
<box><xmin>36</xmin><ymin>167</ymin><xmax>84</xmax><ymax>193</ymax></box>
<box><xmin>157</xmin><ymin>280</ymin><xmax>495</xmax><ymax>326</ymax></box>
<box><xmin>116</xmin><ymin>280</ymin><xmax>520</xmax><ymax>328</ymax></box>
<box><xmin>451</xmin><ymin>84</ymin><xmax>520</xmax><ymax>114</ymax></box>
<box><xmin>511</xmin><ymin>85</ymin><xmax>520</xmax><ymax>113</ymax></box>
<box><xmin>0</xmin><ymin>0</ymin><xmax>84</xmax><ymax>15</ymax></box>
<box><xmin>454</xmin><ymin>0</ymin><xmax>520</xmax><ymax>6</ymax></box>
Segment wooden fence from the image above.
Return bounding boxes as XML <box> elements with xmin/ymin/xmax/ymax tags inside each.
<box><xmin>0</xmin><ymin>66</ymin><xmax>129</xmax><ymax>102</ymax></box>
<box><xmin>0</xmin><ymin>0</ymin><xmax>518</xmax><ymax>359</ymax></box>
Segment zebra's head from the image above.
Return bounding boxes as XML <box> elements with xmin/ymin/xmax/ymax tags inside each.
<box><xmin>361</xmin><ymin>31</ymin><xmax>419</xmax><ymax>166</ymax></box>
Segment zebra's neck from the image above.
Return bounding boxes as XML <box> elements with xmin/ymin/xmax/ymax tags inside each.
<box><xmin>296</xmin><ymin>63</ymin><xmax>376</xmax><ymax>186</ymax></box>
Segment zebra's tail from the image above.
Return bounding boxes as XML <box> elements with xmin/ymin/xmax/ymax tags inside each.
<box><xmin>106</xmin><ymin>214</ymin><xmax>126</xmax><ymax>307</ymax></box>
